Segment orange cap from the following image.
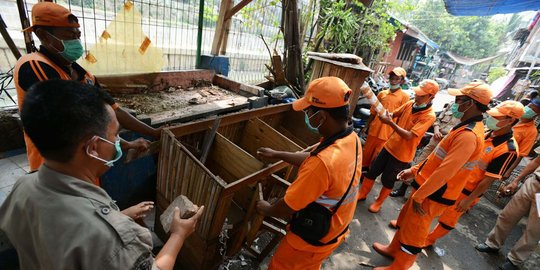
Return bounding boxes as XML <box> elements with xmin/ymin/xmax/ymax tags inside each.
<box><xmin>413</xmin><ymin>79</ymin><xmax>439</xmax><ymax>96</ymax></box>
<box><xmin>23</xmin><ymin>2</ymin><xmax>80</xmax><ymax>32</ymax></box>
<box><xmin>487</xmin><ymin>100</ymin><xmax>524</xmax><ymax>119</ymax></box>
<box><xmin>389</xmin><ymin>67</ymin><xmax>407</xmax><ymax>78</ymax></box>
<box><xmin>292</xmin><ymin>77</ymin><xmax>352</xmax><ymax>111</ymax></box>
<box><xmin>448</xmin><ymin>81</ymin><xmax>493</xmax><ymax>105</ymax></box>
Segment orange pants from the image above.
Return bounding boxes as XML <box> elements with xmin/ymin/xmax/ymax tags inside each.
<box><xmin>438</xmin><ymin>193</ymin><xmax>480</xmax><ymax>229</ymax></box>
<box><xmin>395</xmin><ymin>195</ymin><xmax>448</xmax><ymax>253</ymax></box>
<box><xmin>362</xmin><ymin>135</ymin><xmax>386</xmax><ymax>168</ymax></box>
<box><xmin>268</xmin><ymin>238</ymin><xmax>336</xmax><ymax>270</ymax></box>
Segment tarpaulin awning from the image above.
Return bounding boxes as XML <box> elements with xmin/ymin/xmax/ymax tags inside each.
<box><xmin>444</xmin><ymin>0</ymin><xmax>540</xmax><ymax>16</ymax></box>
<box><xmin>444</xmin><ymin>51</ymin><xmax>508</xmax><ymax>66</ymax></box>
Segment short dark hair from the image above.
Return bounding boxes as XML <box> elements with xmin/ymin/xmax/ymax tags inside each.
<box><xmin>21</xmin><ymin>80</ymin><xmax>112</xmax><ymax>162</ymax></box>
<box><xmin>312</xmin><ymin>105</ymin><xmax>350</xmax><ymax>122</ymax></box>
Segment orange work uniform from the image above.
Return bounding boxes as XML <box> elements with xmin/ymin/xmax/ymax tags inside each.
<box><xmin>362</xmin><ymin>88</ymin><xmax>409</xmax><ymax>168</ymax></box>
<box><xmin>425</xmin><ymin>132</ymin><xmax>519</xmax><ymax>246</ymax></box>
<box><xmin>395</xmin><ymin>116</ymin><xmax>485</xmax><ymax>254</ymax></box>
<box><xmin>269</xmin><ymin>129</ymin><xmax>361</xmax><ymax>270</ymax></box>
<box><xmin>513</xmin><ymin>121</ymin><xmax>537</xmax><ymax>157</ymax></box>
<box><xmin>14</xmin><ymin>46</ymin><xmax>118</xmax><ymax>172</ymax></box>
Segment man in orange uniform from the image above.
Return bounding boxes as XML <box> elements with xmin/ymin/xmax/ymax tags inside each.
<box><xmin>14</xmin><ymin>2</ymin><xmax>160</xmax><ymax>172</ymax></box>
<box><xmin>502</xmin><ymin>97</ymin><xmax>540</xmax><ymax>179</ymax></box>
<box><xmin>357</xmin><ymin>79</ymin><xmax>438</xmax><ymax>213</ymax></box>
<box><xmin>256</xmin><ymin>77</ymin><xmax>361</xmax><ymax>270</ymax></box>
<box><xmin>362</xmin><ymin>67</ymin><xmax>410</xmax><ymax>173</ymax></box>
<box><xmin>424</xmin><ymin>100</ymin><xmax>523</xmax><ymax>247</ymax></box>
<box><xmin>372</xmin><ymin>81</ymin><xmax>492</xmax><ymax>270</ymax></box>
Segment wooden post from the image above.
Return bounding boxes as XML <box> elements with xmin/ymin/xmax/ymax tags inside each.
<box><xmin>211</xmin><ymin>0</ymin><xmax>233</xmax><ymax>55</ymax></box>
<box><xmin>16</xmin><ymin>0</ymin><xmax>33</xmax><ymax>53</ymax></box>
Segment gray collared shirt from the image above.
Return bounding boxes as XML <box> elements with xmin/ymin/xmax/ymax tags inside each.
<box><xmin>0</xmin><ymin>165</ymin><xmax>158</xmax><ymax>270</ymax></box>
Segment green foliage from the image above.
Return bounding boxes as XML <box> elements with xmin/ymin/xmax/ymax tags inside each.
<box><xmin>203</xmin><ymin>6</ymin><xmax>218</xmax><ymax>27</ymax></box>
<box><xmin>313</xmin><ymin>0</ymin><xmax>412</xmax><ymax>62</ymax></box>
<box><xmin>317</xmin><ymin>1</ymin><xmax>359</xmax><ymax>52</ymax></box>
<box><xmin>487</xmin><ymin>67</ymin><xmax>507</xmax><ymax>84</ymax></box>
<box><xmin>395</xmin><ymin>0</ymin><xmax>508</xmax><ymax>58</ymax></box>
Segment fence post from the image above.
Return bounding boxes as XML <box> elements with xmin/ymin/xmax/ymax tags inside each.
<box><xmin>196</xmin><ymin>0</ymin><xmax>205</xmax><ymax>68</ymax></box>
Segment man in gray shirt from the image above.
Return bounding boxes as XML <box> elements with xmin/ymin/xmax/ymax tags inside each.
<box><xmin>0</xmin><ymin>79</ymin><xmax>203</xmax><ymax>269</ymax></box>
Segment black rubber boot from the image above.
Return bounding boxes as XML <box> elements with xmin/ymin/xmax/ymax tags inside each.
<box><xmin>390</xmin><ymin>182</ymin><xmax>408</xmax><ymax>197</ymax></box>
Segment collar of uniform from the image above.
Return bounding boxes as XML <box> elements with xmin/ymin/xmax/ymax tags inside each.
<box><xmin>451</xmin><ymin>115</ymin><xmax>484</xmax><ymax>131</ymax></box>
<box><xmin>39</xmin><ymin>46</ymin><xmax>87</xmax><ymax>80</ymax></box>
<box><xmin>490</xmin><ymin>131</ymin><xmax>514</xmax><ymax>147</ymax></box>
<box><xmin>311</xmin><ymin>126</ymin><xmax>354</xmax><ymax>156</ymax></box>
<box><xmin>37</xmin><ymin>165</ymin><xmax>115</xmax><ymax>207</ymax></box>
<box><xmin>515</xmin><ymin>120</ymin><xmax>535</xmax><ymax>128</ymax></box>
<box><xmin>412</xmin><ymin>103</ymin><xmax>433</xmax><ymax>114</ymax></box>
<box><xmin>388</xmin><ymin>88</ymin><xmax>403</xmax><ymax>95</ymax></box>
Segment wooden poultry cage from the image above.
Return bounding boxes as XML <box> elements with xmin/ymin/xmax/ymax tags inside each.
<box><xmin>155</xmin><ymin>104</ymin><xmax>320</xmax><ymax>269</ymax></box>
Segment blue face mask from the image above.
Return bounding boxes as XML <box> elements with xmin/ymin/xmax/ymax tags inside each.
<box><xmin>304</xmin><ymin>110</ymin><xmax>322</xmax><ymax>134</ymax></box>
<box><xmin>48</xmin><ymin>32</ymin><xmax>84</xmax><ymax>62</ymax></box>
<box><xmin>486</xmin><ymin>116</ymin><xmax>502</xmax><ymax>131</ymax></box>
<box><xmin>87</xmin><ymin>135</ymin><xmax>123</xmax><ymax>167</ymax></box>
<box><xmin>522</xmin><ymin>106</ymin><xmax>537</xmax><ymax>119</ymax></box>
<box><xmin>451</xmin><ymin>100</ymin><xmax>472</xmax><ymax>119</ymax></box>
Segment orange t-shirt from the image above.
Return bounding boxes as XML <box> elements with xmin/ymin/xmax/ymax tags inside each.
<box><xmin>368</xmin><ymin>88</ymin><xmax>410</xmax><ymax>140</ymax></box>
<box><xmin>384</xmin><ymin>101</ymin><xmax>436</xmax><ymax>163</ymax></box>
<box><xmin>284</xmin><ymin>132</ymin><xmax>361</xmax><ymax>253</ymax></box>
<box><xmin>512</xmin><ymin>121</ymin><xmax>538</xmax><ymax>157</ymax></box>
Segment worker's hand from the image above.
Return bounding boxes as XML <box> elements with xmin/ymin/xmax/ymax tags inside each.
<box><xmin>257</xmin><ymin>148</ymin><xmax>279</xmax><ymax>159</ymax></box>
<box><xmin>433</xmin><ymin>130</ymin><xmax>444</xmax><ymax>141</ymax></box>
<box><xmin>397</xmin><ymin>168</ymin><xmax>414</xmax><ymax>183</ymax></box>
<box><xmin>360</xmin><ymin>127</ymin><xmax>368</xmax><ymax>138</ymax></box>
<box><xmin>122</xmin><ymin>201</ymin><xmax>154</xmax><ymax>220</ymax></box>
<box><xmin>412</xmin><ymin>200</ymin><xmax>426</xmax><ymax>216</ymax></box>
<box><xmin>256</xmin><ymin>200</ymin><xmax>272</xmax><ymax>216</ymax></box>
<box><xmin>170</xmin><ymin>206</ymin><xmax>204</xmax><ymax>239</ymax></box>
<box><xmin>500</xmin><ymin>181</ymin><xmax>519</xmax><ymax>197</ymax></box>
<box><xmin>125</xmin><ymin>138</ymin><xmax>151</xmax><ymax>153</ymax></box>
<box><xmin>378</xmin><ymin>111</ymin><xmax>393</xmax><ymax>125</ymax></box>
<box><xmin>455</xmin><ymin>198</ymin><xmax>472</xmax><ymax>212</ymax></box>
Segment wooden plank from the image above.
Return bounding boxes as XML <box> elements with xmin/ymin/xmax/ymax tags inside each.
<box><xmin>208</xmin><ymin>192</ymin><xmax>235</xmax><ymax>239</ymax></box>
<box><xmin>208</xmin><ymin>133</ymin><xmax>264</xmax><ymax>180</ymax></box>
<box><xmin>200</xmin><ymin>118</ymin><xmax>221</xmax><ymax>164</ymax></box>
<box><xmin>225</xmin><ymin>0</ymin><xmax>253</xmax><ymax>20</ymax></box>
<box><xmin>224</xmin><ymin>144</ymin><xmax>317</xmax><ymax>195</ymax></box>
<box><xmin>246</xmin><ymin>183</ymin><xmax>265</xmax><ymax>245</ymax></box>
<box><xmin>211</xmin><ymin>0</ymin><xmax>233</xmax><ymax>55</ymax></box>
<box><xmin>168</xmin><ymin>104</ymin><xmax>291</xmax><ymax>138</ymax></box>
<box><xmin>238</xmin><ymin>117</ymin><xmax>302</xmax><ymax>158</ymax></box>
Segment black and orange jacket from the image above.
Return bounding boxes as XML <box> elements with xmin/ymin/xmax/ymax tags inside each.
<box><xmin>14</xmin><ymin>46</ymin><xmax>117</xmax><ymax>171</ymax></box>
<box><xmin>462</xmin><ymin>131</ymin><xmax>519</xmax><ymax>195</ymax></box>
<box><xmin>410</xmin><ymin>116</ymin><xmax>485</xmax><ymax>205</ymax></box>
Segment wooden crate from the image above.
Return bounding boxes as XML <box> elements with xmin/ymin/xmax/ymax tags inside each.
<box><xmin>156</xmin><ymin>104</ymin><xmax>319</xmax><ymax>269</ymax></box>
<box><xmin>308</xmin><ymin>52</ymin><xmax>372</xmax><ymax>117</ymax></box>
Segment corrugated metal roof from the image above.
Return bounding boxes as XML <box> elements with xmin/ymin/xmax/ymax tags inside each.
<box><xmin>444</xmin><ymin>0</ymin><xmax>540</xmax><ymax>16</ymax></box>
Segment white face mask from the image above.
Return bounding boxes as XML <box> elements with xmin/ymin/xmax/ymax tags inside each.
<box><xmin>86</xmin><ymin>135</ymin><xmax>123</xmax><ymax>167</ymax></box>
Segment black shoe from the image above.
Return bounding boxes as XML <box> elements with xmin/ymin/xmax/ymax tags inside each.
<box><xmin>499</xmin><ymin>259</ymin><xmax>518</xmax><ymax>270</ymax></box>
<box><xmin>390</xmin><ymin>189</ymin><xmax>406</xmax><ymax>197</ymax></box>
<box><xmin>475</xmin><ymin>243</ymin><xmax>499</xmax><ymax>254</ymax></box>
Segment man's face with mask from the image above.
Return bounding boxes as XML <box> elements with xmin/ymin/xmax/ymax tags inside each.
<box><xmin>85</xmin><ymin>105</ymin><xmax>121</xmax><ymax>177</ymax></box>
<box><xmin>37</xmin><ymin>26</ymin><xmax>83</xmax><ymax>62</ymax></box>
<box><xmin>389</xmin><ymin>74</ymin><xmax>404</xmax><ymax>90</ymax></box>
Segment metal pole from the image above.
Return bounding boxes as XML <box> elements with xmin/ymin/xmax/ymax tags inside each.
<box><xmin>16</xmin><ymin>0</ymin><xmax>33</xmax><ymax>53</ymax></box>
<box><xmin>525</xmin><ymin>37</ymin><xmax>540</xmax><ymax>80</ymax></box>
<box><xmin>0</xmin><ymin>15</ymin><xmax>22</xmax><ymax>59</ymax></box>
<box><xmin>195</xmin><ymin>0</ymin><xmax>205</xmax><ymax>69</ymax></box>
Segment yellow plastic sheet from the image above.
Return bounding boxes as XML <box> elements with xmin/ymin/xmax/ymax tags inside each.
<box><xmin>80</xmin><ymin>1</ymin><xmax>164</xmax><ymax>75</ymax></box>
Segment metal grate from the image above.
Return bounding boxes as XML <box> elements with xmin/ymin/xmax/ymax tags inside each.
<box><xmin>14</xmin><ymin>0</ymin><xmax>285</xmax><ymax>84</ymax></box>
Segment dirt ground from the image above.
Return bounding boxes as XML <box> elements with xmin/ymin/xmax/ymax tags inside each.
<box><xmin>218</xmin><ymin>183</ymin><xmax>538</xmax><ymax>270</ymax></box>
